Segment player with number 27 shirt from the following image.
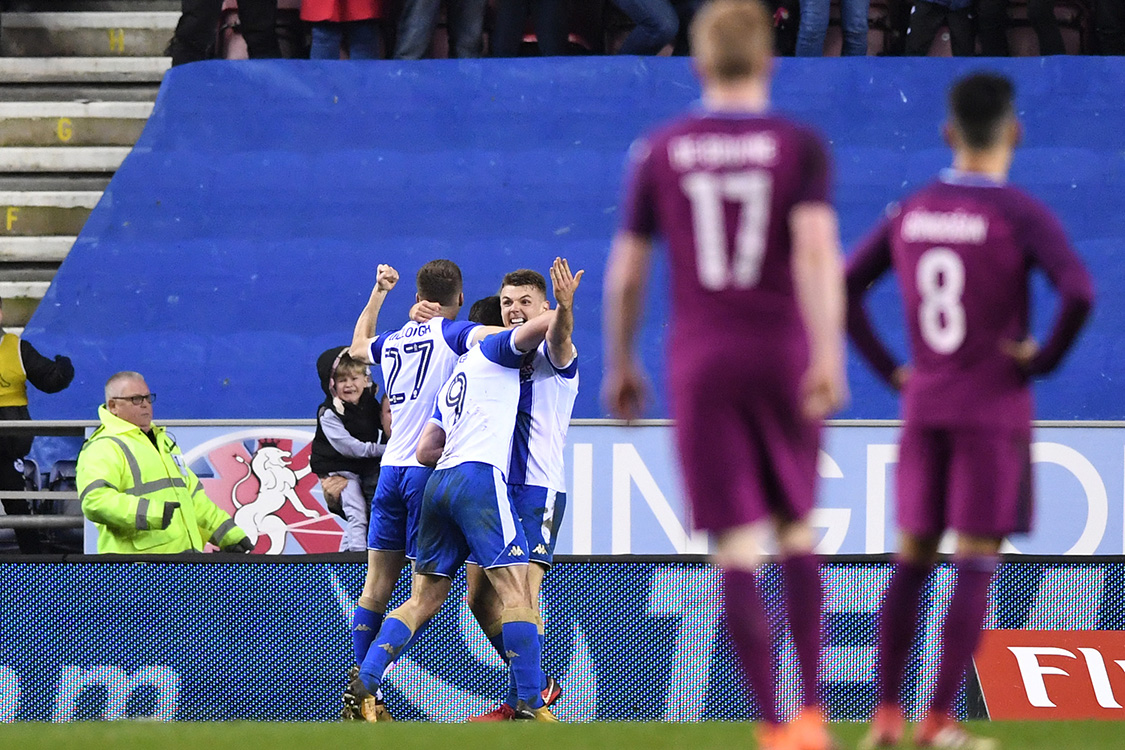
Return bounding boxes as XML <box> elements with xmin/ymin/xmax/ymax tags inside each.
<box><xmin>603</xmin><ymin>2</ymin><xmax>847</xmax><ymax>748</ymax></box>
<box><xmin>846</xmin><ymin>73</ymin><xmax>1093</xmax><ymax>749</ymax></box>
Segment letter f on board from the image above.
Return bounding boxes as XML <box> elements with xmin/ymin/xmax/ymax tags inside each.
<box><xmin>1007</xmin><ymin>647</ymin><xmax>1076</xmax><ymax>708</ymax></box>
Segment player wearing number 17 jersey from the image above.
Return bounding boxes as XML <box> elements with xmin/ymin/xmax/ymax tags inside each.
<box><xmin>847</xmin><ymin>74</ymin><xmax>1093</xmax><ymax>750</ymax></box>
<box><xmin>603</xmin><ymin>2</ymin><xmax>847</xmax><ymax>749</ymax></box>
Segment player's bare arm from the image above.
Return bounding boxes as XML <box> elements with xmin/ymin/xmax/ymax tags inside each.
<box><xmin>602</xmin><ymin>232</ymin><xmax>652</xmax><ymax>421</ymax></box>
<box><xmin>467</xmin><ymin>325</ymin><xmax>507</xmax><ymax>347</ymax></box>
<box><xmin>514</xmin><ymin>309</ymin><xmax>557</xmax><ymax>353</ymax></box>
<box><xmin>415</xmin><ymin>421</ymin><xmax>446</xmax><ymax>467</ymax></box>
<box><xmin>791</xmin><ymin>203</ymin><xmax>849</xmax><ymax>419</ymax></box>
<box><xmin>547</xmin><ymin>256</ymin><xmax>584</xmax><ymax>367</ymax></box>
<box><xmin>349</xmin><ymin>264</ymin><xmax>400</xmax><ymax>364</ymax></box>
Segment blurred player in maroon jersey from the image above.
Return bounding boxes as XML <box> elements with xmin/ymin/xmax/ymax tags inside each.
<box><xmin>603</xmin><ymin>1</ymin><xmax>848</xmax><ymax>747</ymax></box>
<box><xmin>847</xmin><ymin>73</ymin><xmax>1094</xmax><ymax>750</ymax></box>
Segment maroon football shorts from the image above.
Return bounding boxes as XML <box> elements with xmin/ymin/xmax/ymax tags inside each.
<box><xmin>669</xmin><ymin>362</ymin><xmax>820</xmax><ymax>533</ymax></box>
<box><xmin>895</xmin><ymin>423</ymin><xmax>1033</xmax><ymax>539</ymax></box>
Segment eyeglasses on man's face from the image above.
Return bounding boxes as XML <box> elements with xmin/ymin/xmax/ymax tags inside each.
<box><xmin>110</xmin><ymin>393</ymin><xmax>156</xmax><ymax>406</ymax></box>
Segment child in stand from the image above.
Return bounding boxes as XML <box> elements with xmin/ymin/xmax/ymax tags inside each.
<box><xmin>311</xmin><ymin>347</ymin><xmax>386</xmax><ymax>552</ymax></box>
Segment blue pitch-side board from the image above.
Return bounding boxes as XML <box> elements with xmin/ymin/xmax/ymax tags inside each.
<box><xmin>1</xmin><ymin>560</ymin><xmax>1118</xmax><ymax>722</ymax></box>
<box><xmin>25</xmin><ymin>58</ymin><xmax>1125</xmax><ymax>420</ymax></box>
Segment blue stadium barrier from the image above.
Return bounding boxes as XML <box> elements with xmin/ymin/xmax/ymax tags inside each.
<box><xmin>1</xmin><ymin>558</ymin><xmax>1116</xmax><ymax>722</ymax></box>
<box><xmin>25</xmin><ymin>58</ymin><xmax>1125</xmax><ymax>421</ymax></box>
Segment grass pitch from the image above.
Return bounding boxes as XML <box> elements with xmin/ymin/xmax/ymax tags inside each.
<box><xmin>0</xmin><ymin>721</ymin><xmax>1118</xmax><ymax>750</ymax></box>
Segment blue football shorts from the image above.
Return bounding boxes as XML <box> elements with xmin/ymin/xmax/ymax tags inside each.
<box><xmin>414</xmin><ymin>461</ymin><xmax>530</xmax><ymax>578</ymax></box>
<box><xmin>366</xmin><ymin>465</ymin><xmax>434</xmax><ymax>559</ymax></box>
<box><xmin>507</xmin><ymin>483</ymin><xmax>567</xmax><ymax>567</ymax></box>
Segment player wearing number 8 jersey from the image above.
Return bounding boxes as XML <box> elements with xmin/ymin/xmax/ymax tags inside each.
<box><xmin>604</xmin><ymin>2</ymin><xmax>847</xmax><ymax>748</ymax></box>
<box><xmin>847</xmin><ymin>73</ymin><xmax>1093</xmax><ymax>749</ymax></box>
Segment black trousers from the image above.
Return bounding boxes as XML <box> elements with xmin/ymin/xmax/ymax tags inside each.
<box><xmin>905</xmin><ymin>1</ymin><xmax>974</xmax><ymax>54</ymax></box>
<box><xmin>977</xmin><ymin>0</ymin><xmax>1065</xmax><ymax>54</ymax></box>
<box><xmin>0</xmin><ymin>451</ymin><xmax>40</xmax><ymax>555</ymax></box>
<box><xmin>171</xmin><ymin>0</ymin><xmax>281</xmax><ymax>65</ymax></box>
<box><xmin>1096</xmin><ymin>0</ymin><xmax>1125</xmax><ymax>53</ymax></box>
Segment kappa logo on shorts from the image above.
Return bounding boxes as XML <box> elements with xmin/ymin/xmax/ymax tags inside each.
<box><xmin>533</xmin><ymin>544</ymin><xmax>548</xmax><ymax>556</ymax></box>
<box><xmin>508</xmin><ymin>546</ymin><xmax>525</xmax><ymax>557</ymax></box>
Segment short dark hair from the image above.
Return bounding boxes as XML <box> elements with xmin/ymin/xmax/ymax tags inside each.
<box><xmin>949</xmin><ymin>72</ymin><xmax>1015</xmax><ymax>151</ymax></box>
<box><xmin>467</xmin><ymin>296</ymin><xmax>504</xmax><ymax>326</ymax></box>
<box><xmin>416</xmin><ymin>259</ymin><xmax>463</xmax><ymax>306</ymax></box>
<box><xmin>499</xmin><ymin>269</ymin><xmax>547</xmax><ymax>296</ymax></box>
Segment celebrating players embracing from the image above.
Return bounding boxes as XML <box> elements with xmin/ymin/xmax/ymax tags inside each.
<box><xmin>343</xmin><ymin>260</ymin><xmax>495</xmax><ymax>719</ymax></box>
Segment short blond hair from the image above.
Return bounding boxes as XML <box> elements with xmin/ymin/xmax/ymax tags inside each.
<box><xmin>690</xmin><ymin>0</ymin><xmax>773</xmax><ymax>83</ymax></box>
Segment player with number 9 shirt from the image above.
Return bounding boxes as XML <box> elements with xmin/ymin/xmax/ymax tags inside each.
<box><xmin>603</xmin><ymin>1</ymin><xmax>848</xmax><ymax>748</ymax></box>
<box><xmin>846</xmin><ymin>73</ymin><xmax>1094</xmax><ymax>749</ymax></box>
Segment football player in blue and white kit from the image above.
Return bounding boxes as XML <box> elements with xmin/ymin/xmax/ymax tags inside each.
<box><xmin>348</xmin><ymin>304</ymin><xmax>561</xmax><ymax>722</ymax></box>
<box><xmin>343</xmin><ymin>260</ymin><xmax>498</xmax><ymax>719</ymax></box>
<box><xmin>467</xmin><ymin>259</ymin><xmax>582</xmax><ymax>720</ymax></box>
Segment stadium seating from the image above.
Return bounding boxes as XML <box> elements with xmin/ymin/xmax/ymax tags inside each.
<box><xmin>18</xmin><ymin>58</ymin><xmax>1122</xmax><ymax>424</ymax></box>
<box><xmin>0</xmin><ymin>3</ymin><xmax>169</xmax><ymax>333</ymax></box>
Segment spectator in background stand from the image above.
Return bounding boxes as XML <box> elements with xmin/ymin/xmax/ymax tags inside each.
<box><xmin>795</xmin><ymin>0</ymin><xmax>868</xmax><ymax>55</ymax></box>
<box><xmin>978</xmin><ymin>0</ymin><xmax>1065</xmax><ymax>54</ymax></box>
<box><xmin>169</xmin><ymin>0</ymin><xmax>281</xmax><ymax>65</ymax></box>
<box><xmin>303</xmin><ymin>0</ymin><xmax>385</xmax><ymax>58</ymax></box>
<box><xmin>394</xmin><ymin>0</ymin><xmax>485</xmax><ymax>58</ymax></box>
<box><xmin>0</xmin><ymin>298</ymin><xmax>74</xmax><ymax>554</ymax></box>
<box><xmin>310</xmin><ymin>348</ymin><xmax>386</xmax><ymax>553</ymax></box>
<box><xmin>1096</xmin><ymin>0</ymin><xmax>1125</xmax><ymax>53</ymax></box>
<box><xmin>904</xmin><ymin>0</ymin><xmax>974</xmax><ymax>55</ymax></box>
<box><xmin>491</xmin><ymin>0</ymin><xmax>568</xmax><ymax>56</ymax></box>
<box><xmin>610</xmin><ymin>0</ymin><xmax>679</xmax><ymax>54</ymax></box>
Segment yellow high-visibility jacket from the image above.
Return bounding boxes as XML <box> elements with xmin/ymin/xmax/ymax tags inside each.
<box><xmin>77</xmin><ymin>406</ymin><xmax>247</xmax><ymax>554</ymax></box>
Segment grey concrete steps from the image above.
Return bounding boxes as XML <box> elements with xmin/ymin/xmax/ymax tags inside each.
<box><xmin>1</xmin><ymin>12</ymin><xmax>180</xmax><ymax>58</ymax></box>
<box><xmin>0</xmin><ymin>237</ymin><xmax>77</xmax><ymax>263</ymax></box>
<box><xmin>0</xmin><ymin>102</ymin><xmax>153</xmax><ymax>147</ymax></box>
<box><xmin>0</xmin><ymin>192</ymin><xmax>102</xmax><ymax>237</ymax></box>
<box><xmin>0</xmin><ymin>146</ymin><xmax>131</xmax><ymax>173</ymax></box>
<box><xmin>0</xmin><ymin>57</ymin><xmax>171</xmax><ymax>84</ymax></box>
<box><xmin>0</xmin><ymin>9</ymin><xmax>171</xmax><ymax>325</ymax></box>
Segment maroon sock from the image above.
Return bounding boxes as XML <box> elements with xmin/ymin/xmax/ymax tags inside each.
<box><xmin>877</xmin><ymin>560</ymin><xmax>930</xmax><ymax>706</ymax></box>
<box><xmin>930</xmin><ymin>557</ymin><xmax>997</xmax><ymax>714</ymax></box>
<box><xmin>782</xmin><ymin>553</ymin><xmax>824</xmax><ymax>709</ymax></box>
<box><xmin>723</xmin><ymin>568</ymin><xmax>778</xmax><ymax>724</ymax></box>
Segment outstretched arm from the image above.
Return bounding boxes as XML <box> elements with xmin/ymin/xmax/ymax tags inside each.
<box><xmin>349</xmin><ymin>264</ymin><xmax>399</xmax><ymax>364</ymax></box>
<box><xmin>547</xmin><ymin>256</ymin><xmax>584</xmax><ymax>367</ymax></box>
<box><xmin>602</xmin><ymin>232</ymin><xmax>653</xmax><ymax>421</ymax></box>
<box><xmin>513</xmin><ymin>309</ymin><xmax>556</xmax><ymax>353</ymax></box>
<box><xmin>791</xmin><ymin>203</ymin><xmax>849</xmax><ymax>419</ymax></box>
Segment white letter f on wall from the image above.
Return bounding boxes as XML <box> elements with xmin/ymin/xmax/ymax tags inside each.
<box><xmin>1007</xmin><ymin>647</ymin><xmax>1076</xmax><ymax>707</ymax></box>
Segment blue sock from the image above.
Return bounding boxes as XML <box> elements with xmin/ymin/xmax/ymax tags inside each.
<box><xmin>486</xmin><ymin>629</ymin><xmax>518</xmax><ymax>708</ymax></box>
<box><xmin>398</xmin><ymin>617</ymin><xmax>431</xmax><ymax>657</ymax></box>
<box><xmin>352</xmin><ymin>605</ymin><xmax>384</xmax><ymax>665</ymax></box>
<box><xmin>503</xmin><ymin>620</ymin><xmax>543</xmax><ymax>708</ymax></box>
<box><xmin>359</xmin><ymin>616</ymin><xmax>413</xmax><ymax>692</ymax></box>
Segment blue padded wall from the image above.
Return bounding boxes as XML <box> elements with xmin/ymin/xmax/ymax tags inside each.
<box><xmin>27</xmin><ymin>58</ymin><xmax>1124</xmax><ymax>419</ymax></box>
